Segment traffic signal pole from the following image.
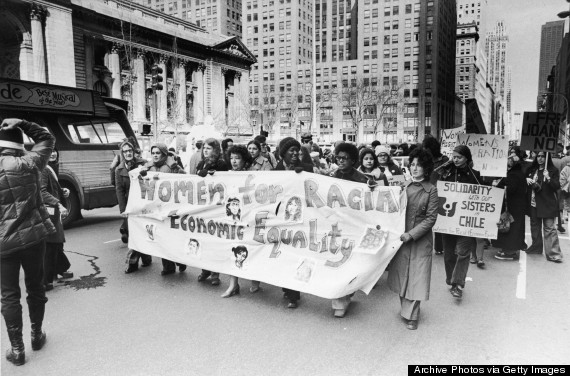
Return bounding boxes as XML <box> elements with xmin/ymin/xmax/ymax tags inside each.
<box><xmin>151</xmin><ymin>64</ymin><xmax>164</xmax><ymax>143</ymax></box>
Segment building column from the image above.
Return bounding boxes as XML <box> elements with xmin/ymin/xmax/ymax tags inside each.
<box><xmin>193</xmin><ymin>63</ymin><xmax>206</xmax><ymax>125</ymax></box>
<box><xmin>19</xmin><ymin>32</ymin><xmax>33</xmax><ymax>81</ymax></box>
<box><xmin>132</xmin><ymin>49</ymin><xmax>146</xmax><ymax>122</ymax></box>
<box><xmin>176</xmin><ymin>60</ymin><xmax>188</xmax><ymax>124</ymax></box>
<box><xmin>30</xmin><ymin>4</ymin><xmax>47</xmax><ymax>83</ymax></box>
<box><xmin>157</xmin><ymin>55</ymin><xmax>168</xmax><ymax>122</ymax></box>
<box><xmin>109</xmin><ymin>43</ymin><xmax>122</xmax><ymax>99</ymax></box>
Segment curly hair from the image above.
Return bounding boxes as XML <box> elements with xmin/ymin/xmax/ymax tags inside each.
<box><xmin>227</xmin><ymin>144</ymin><xmax>253</xmax><ymax>169</ymax></box>
<box><xmin>422</xmin><ymin>136</ymin><xmax>442</xmax><ymax>158</ymax></box>
<box><xmin>408</xmin><ymin>147</ymin><xmax>434</xmax><ymax>179</ymax></box>
<box><xmin>226</xmin><ymin>197</ymin><xmax>241</xmax><ymax>220</ymax></box>
<box><xmin>334</xmin><ymin>142</ymin><xmax>359</xmax><ymax>165</ymax></box>
<box><xmin>285</xmin><ymin>196</ymin><xmax>302</xmax><ymax>221</ymax></box>
<box><xmin>232</xmin><ymin>245</ymin><xmax>248</xmax><ymax>268</ymax></box>
<box><xmin>202</xmin><ymin>138</ymin><xmax>222</xmax><ymax>163</ymax></box>
<box><xmin>359</xmin><ymin>148</ymin><xmax>380</xmax><ymax>170</ymax></box>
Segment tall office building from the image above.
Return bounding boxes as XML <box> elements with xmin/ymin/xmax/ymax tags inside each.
<box><xmin>135</xmin><ymin>0</ymin><xmax>243</xmax><ymax>37</ymax></box>
<box><xmin>537</xmin><ymin>21</ymin><xmax>565</xmax><ymax>103</ymax></box>
<box><xmin>486</xmin><ymin>20</ymin><xmax>510</xmax><ymax>120</ymax></box>
<box><xmin>245</xmin><ymin>0</ymin><xmax>457</xmax><ymax>143</ymax></box>
<box><xmin>457</xmin><ymin>0</ymin><xmax>486</xmax><ymax>36</ymax></box>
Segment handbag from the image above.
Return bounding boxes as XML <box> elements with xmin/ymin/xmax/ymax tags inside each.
<box><xmin>497</xmin><ymin>189</ymin><xmax>514</xmax><ymax>233</ymax></box>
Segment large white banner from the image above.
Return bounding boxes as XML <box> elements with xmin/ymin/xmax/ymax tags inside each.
<box><xmin>433</xmin><ymin>181</ymin><xmax>504</xmax><ymax>240</ymax></box>
<box><xmin>457</xmin><ymin>134</ymin><xmax>509</xmax><ymax>177</ymax></box>
<box><xmin>125</xmin><ymin>170</ymin><xmax>407</xmax><ymax>299</ymax></box>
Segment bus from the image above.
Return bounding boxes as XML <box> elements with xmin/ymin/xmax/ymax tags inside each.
<box><xmin>0</xmin><ymin>78</ymin><xmax>138</xmax><ymax>227</ymax></box>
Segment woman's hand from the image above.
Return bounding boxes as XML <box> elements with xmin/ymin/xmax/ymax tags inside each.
<box><xmin>400</xmin><ymin>233</ymin><xmax>413</xmax><ymax>243</ymax></box>
<box><xmin>526</xmin><ymin>177</ymin><xmax>535</xmax><ymax>185</ymax></box>
<box><xmin>543</xmin><ymin>170</ymin><xmax>550</xmax><ymax>181</ymax></box>
<box><xmin>58</xmin><ymin>203</ymin><xmax>68</xmax><ymax>217</ymax></box>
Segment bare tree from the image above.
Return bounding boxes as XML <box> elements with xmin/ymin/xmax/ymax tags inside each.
<box><xmin>370</xmin><ymin>84</ymin><xmax>407</xmax><ymax>139</ymax></box>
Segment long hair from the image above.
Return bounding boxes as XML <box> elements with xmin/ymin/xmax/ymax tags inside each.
<box><xmin>359</xmin><ymin>148</ymin><xmax>379</xmax><ymax>171</ymax></box>
<box><xmin>530</xmin><ymin>151</ymin><xmax>554</xmax><ymax>172</ymax></box>
<box><xmin>202</xmin><ymin>138</ymin><xmax>222</xmax><ymax>163</ymax></box>
<box><xmin>408</xmin><ymin>147</ymin><xmax>434</xmax><ymax>180</ymax></box>
<box><xmin>226</xmin><ymin>197</ymin><xmax>241</xmax><ymax>220</ymax></box>
<box><xmin>285</xmin><ymin>196</ymin><xmax>302</xmax><ymax>221</ymax></box>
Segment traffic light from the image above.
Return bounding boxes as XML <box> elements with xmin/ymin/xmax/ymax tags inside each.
<box><xmin>151</xmin><ymin>64</ymin><xmax>163</xmax><ymax>91</ymax></box>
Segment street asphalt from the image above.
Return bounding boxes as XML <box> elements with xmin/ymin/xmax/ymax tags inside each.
<box><xmin>1</xmin><ymin>207</ymin><xmax>569</xmax><ymax>375</ymax></box>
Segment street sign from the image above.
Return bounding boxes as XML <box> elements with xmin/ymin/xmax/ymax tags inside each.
<box><xmin>520</xmin><ymin>112</ymin><xmax>563</xmax><ymax>152</ymax></box>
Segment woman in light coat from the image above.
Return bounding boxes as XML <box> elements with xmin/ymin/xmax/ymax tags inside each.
<box><xmin>388</xmin><ymin>147</ymin><xmax>438</xmax><ymax>330</ymax></box>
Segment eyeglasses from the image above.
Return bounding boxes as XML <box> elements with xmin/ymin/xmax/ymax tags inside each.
<box><xmin>122</xmin><ymin>149</ymin><xmax>133</xmax><ymax>153</ymax></box>
<box><xmin>335</xmin><ymin>155</ymin><xmax>349</xmax><ymax>162</ymax></box>
<box><xmin>377</xmin><ymin>154</ymin><xmax>389</xmax><ymax>158</ymax></box>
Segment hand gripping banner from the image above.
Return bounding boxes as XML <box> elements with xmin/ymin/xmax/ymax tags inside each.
<box><xmin>125</xmin><ymin>170</ymin><xmax>407</xmax><ymax>299</ymax></box>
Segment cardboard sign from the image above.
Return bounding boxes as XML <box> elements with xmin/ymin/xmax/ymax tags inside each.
<box><xmin>440</xmin><ymin>126</ymin><xmax>465</xmax><ymax>159</ymax></box>
<box><xmin>457</xmin><ymin>134</ymin><xmax>509</xmax><ymax>177</ymax></box>
<box><xmin>433</xmin><ymin>181</ymin><xmax>504</xmax><ymax>240</ymax></box>
<box><xmin>520</xmin><ymin>112</ymin><xmax>562</xmax><ymax>152</ymax></box>
<box><xmin>125</xmin><ymin>170</ymin><xmax>407</xmax><ymax>299</ymax></box>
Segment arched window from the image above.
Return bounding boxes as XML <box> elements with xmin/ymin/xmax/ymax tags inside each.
<box><xmin>93</xmin><ymin>80</ymin><xmax>109</xmax><ymax>96</ymax></box>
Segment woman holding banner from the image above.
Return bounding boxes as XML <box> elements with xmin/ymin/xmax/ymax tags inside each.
<box><xmin>439</xmin><ymin>145</ymin><xmax>482</xmax><ymax>299</ymax></box>
<box><xmin>524</xmin><ymin>152</ymin><xmax>563</xmax><ymax>263</ymax></box>
<box><xmin>388</xmin><ymin>147</ymin><xmax>438</xmax><ymax>330</ymax></box>
<box><xmin>357</xmin><ymin>148</ymin><xmax>389</xmax><ymax>185</ymax></box>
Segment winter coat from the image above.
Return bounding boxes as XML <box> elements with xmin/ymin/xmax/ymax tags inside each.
<box><xmin>115</xmin><ymin>157</ymin><xmax>147</xmax><ymax>213</ymax></box>
<box><xmin>526</xmin><ymin>165</ymin><xmax>560</xmax><ymax>218</ymax></box>
<box><xmin>331</xmin><ymin>167</ymin><xmax>369</xmax><ymax>184</ymax></box>
<box><xmin>429</xmin><ymin>155</ymin><xmax>449</xmax><ymax>184</ymax></box>
<box><xmin>273</xmin><ymin>160</ymin><xmax>314</xmax><ymax>173</ymax></box>
<box><xmin>41</xmin><ymin>167</ymin><xmax>66</xmax><ymax>244</ymax></box>
<box><xmin>1</xmin><ymin>121</ymin><xmax>56</xmax><ymax>257</ymax></box>
<box><xmin>440</xmin><ymin>164</ymin><xmax>482</xmax><ymax>185</ymax></box>
<box><xmin>196</xmin><ymin>157</ymin><xmax>229</xmax><ymax>174</ymax></box>
<box><xmin>388</xmin><ymin>179</ymin><xmax>438</xmax><ymax>301</ymax></box>
<box><xmin>147</xmin><ymin>156</ymin><xmax>185</xmax><ymax>174</ymax></box>
<box><xmin>379</xmin><ymin>162</ymin><xmax>402</xmax><ymax>176</ymax></box>
<box><xmin>249</xmin><ymin>155</ymin><xmax>273</xmax><ymax>171</ymax></box>
<box><xmin>492</xmin><ymin>163</ymin><xmax>527</xmax><ymax>251</ymax></box>
<box><xmin>357</xmin><ymin>166</ymin><xmax>389</xmax><ymax>186</ymax></box>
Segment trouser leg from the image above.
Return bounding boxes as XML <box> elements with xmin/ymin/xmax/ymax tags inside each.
<box><xmin>331</xmin><ymin>295</ymin><xmax>351</xmax><ymax>310</ymax></box>
<box><xmin>442</xmin><ymin>234</ymin><xmax>457</xmax><ymax>284</ymax></box>
<box><xmin>21</xmin><ymin>242</ymin><xmax>48</xmax><ymax>327</ymax></box>
<box><xmin>283</xmin><ymin>288</ymin><xmax>300</xmax><ymax>303</ymax></box>
<box><xmin>162</xmin><ymin>259</ymin><xmax>175</xmax><ymax>271</ymax></box>
<box><xmin>543</xmin><ymin>218</ymin><xmax>563</xmax><ymax>260</ymax></box>
<box><xmin>434</xmin><ymin>233</ymin><xmax>443</xmax><ymax>253</ymax></box>
<box><xmin>529</xmin><ymin>211</ymin><xmax>544</xmax><ymax>252</ymax></box>
<box><xmin>44</xmin><ymin>243</ymin><xmax>57</xmax><ymax>285</ymax></box>
<box><xmin>451</xmin><ymin>236</ymin><xmax>476</xmax><ymax>288</ymax></box>
<box><xmin>1</xmin><ymin>253</ymin><xmax>24</xmax><ymax>326</ymax></box>
<box><xmin>399</xmin><ymin>297</ymin><xmax>421</xmax><ymax>320</ymax></box>
<box><xmin>126</xmin><ymin>249</ymin><xmax>140</xmax><ymax>265</ymax></box>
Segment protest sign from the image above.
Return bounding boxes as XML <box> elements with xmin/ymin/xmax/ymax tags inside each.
<box><xmin>433</xmin><ymin>181</ymin><xmax>504</xmax><ymax>239</ymax></box>
<box><xmin>125</xmin><ymin>170</ymin><xmax>407</xmax><ymax>299</ymax></box>
<box><xmin>520</xmin><ymin>112</ymin><xmax>562</xmax><ymax>152</ymax></box>
<box><xmin>457</xmin><ymin>134</ymin><xmax>509</xmax><ymax>177</ymax></box>
<box><xmin>440</xmin><ymin>126</ymin><xmax>465</xmax><ymax>159</ymax></box>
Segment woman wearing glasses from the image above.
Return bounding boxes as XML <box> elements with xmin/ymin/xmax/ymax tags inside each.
<box><xmin>375</xmin><ymin>145</ymin><xmax>402</xmax><ymax>179</ymax></box>
<box><xmin>525</xmin><ymin>152</ymin><xmax>563</xmax><ymax>263</ymax></box>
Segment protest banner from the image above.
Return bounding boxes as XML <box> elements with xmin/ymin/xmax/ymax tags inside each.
<box><xmin>440</xmin><ymin>126</ymin><xmax>465</xmax><ymax>159</ymax></box>
<box><xmin>433</xmin><ymin>181</ymin><xmax>504</xmax><ymax>239</ymax></box>
<box><xmin>125</xmin><ymin>170</ymin><xmax>407</xmax><ymax>299</ymax></box>
<box><xmin>520</xmin><ymin>112</ymin><xmax>562</xmax><ymax>152</ymax></box>
<box><xmin>457</xmin><ymin>134</ymin><xmax>509</xmax><ymax>177</ymax></box>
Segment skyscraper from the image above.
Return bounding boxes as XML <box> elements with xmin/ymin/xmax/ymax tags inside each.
<box><xmin>485</xmin><ymin>21</ymin><xmax>509</xmax><ymax>104</ymax></box>
<box><xmin>456</xmin><ymin>0</ymin><xmax>487</xmax><ymax>36</ymax></box>
<box><xmin>537</xmin><ymin>21</ymin><xmax>565</xmax><ymax>101</ymax></box>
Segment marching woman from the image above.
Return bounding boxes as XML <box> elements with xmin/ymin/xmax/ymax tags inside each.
<box><xmin>195</xmin><ymin>138</ymin><xmax>229</xmax><ymax>284</ymax></box>
<box><xmin>146</xmin><ymin>143</ymin><xmax>187</xmax><ymax>275</ymax></box>
<box><xmin>115</xmin><ymin>140</ymin><xmax>151</xmax><ymax>273</ymax></box>
<box><xmin>388</xmin><ymin>147</ymin><xmax>438</xmax><ymax>330</ymax></box>
<box><xmin>525</xmin><ymin>152</ymin><xmax>563</xmax><ymax>263</ymax></box>
<box><xmin>439</xmin><ymin>145</ymin><xmax>482</xmax><ymax>298</ymax></box>
<box><xmin>357</xmin><ymin>148</ymin><xmax>389</xmax><ymax>185</ymax></box>
<box><xmin>274</xmin><ymin>137</ymin><xmax>314</xmax><ymax>309</ymax></box>
<box><xmin>375</xmin><ymin>145</ymin><xmax>402</xmax><ymax>179</ymax></box>
<box><xmin>247</xmin><ymin>140</ymin><xmax>273</xmax><ymax>171</ymax></box>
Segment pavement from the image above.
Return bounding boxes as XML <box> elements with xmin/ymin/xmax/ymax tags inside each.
<box><xmin>1</xmin><ymin>207</ymin><xmax>569</xmax><ymax>375</ymax></box>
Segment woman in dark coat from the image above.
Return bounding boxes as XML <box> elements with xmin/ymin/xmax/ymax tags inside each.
<box><xmin>357</xmin><ymin>148</ymin><xmax>389</xmax><ymax>186</ymax></box>
<box><xmin>525</xmin><ymin>152</ymin><xmax>563</xmax><ymax>263</ymax></box>
<box><xmin>273</xmin><ymin>137</ymin><xmax>313</xmax><ymax>309</ymax></box>
<box><xmin>388</xmin><ymin>147</ymin><xmax>438</xmax><ymax>330</ymax></box>
<box><xmin>493</xmin><ymin>149</ymin><xmax>528</xmax><ymax>261</ymax></box>
<box><xmin>195</xmin><ymin>138</ymin><xmax>229</xmax><ymax>285</ymax></box>
<box><xmin>438</xmin><ymin>145</ymin><xmax>483</xmax><ymax>299</ymax></box>
<box><xmin>115</xmin><ymin>140</ymin><xmax>151</xmax><ymax>273</ymax></box>
<box><xmin>375</xmin><ymin>145</ymin><xmax>403</xmax><ymax>177</ymax></box>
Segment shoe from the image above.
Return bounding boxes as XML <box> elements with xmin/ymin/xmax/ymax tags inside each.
<box><xmin>406</xmin><ymin>320</ymin><xmax>418</xmax><ymax>330</ymax></box>
<box><xmin>477</xmin><ymin>260</ymin><xmax>485</xmax><ymax>269</ymax></box>
<box><xmin>557</xmin><ymin>225</ymin><xmax>566</xmax><ymax>233</ymax></box>
<box><xmin>141</xmin><ymin>259</ymin><xmax>152</xmax><ymax>267</ymax></box>
<box><xmin>5</xmin><ymin>324</ymin><xmax>25</xmax><ymax>366</ymax></box>
<box><xmin>31</xmin><ymin>330</ymin><xmax>46</xmax><ymax>351</ymax></box>
<box><xmin>197</xmin><ymin>271</ymin><xmax>211</xmax><ymax>282</ymax></box>
<box><xmin>178</xmin><ymin>265</ymin><xmax>187</xmax><ymax>272</ymax></box>
<box><xmin>250</xmin><ymin>286</ymin><xmax>261</xmax><ymax>293</ymax></box>
<box><xmin>495</xmin><ymin>252</ymin><xmax>518</xmax><ymax>261</ymax></box>
<box><xmin>470</xmin><ymin>258</ymin><xmax>477</xmax><ymax>264</ymax></box>
<box><xmin>434</xmin><ymin>250</ymin><xmax>443</xmax><ymax>255</ymax></box>
<box><xmin>283</xmin><ymin>291</ymin><xmax>290</xmax><ymax>299</ymax></box>
<box><xmin>59</xmin><ymin>271</ymin><xmax>74</xmax><ymax>279</ymax></box>
<box><xmin>450</xmin><ymin>286</ymin><xmax>463</xmax><ymax>298</ymax></box>
<box><xmin>44</xmin><ymin>283</ymin><xmax>54</xmax><ymax>291</ymax></box>
<box><xmin>160</xmin><ymin>269</ymin><xmax>175</xmax><ymax>276</ymax></box>
<box><xmin>547</xmin><ymin>258</ymin><xmax>563</xmax><ymax>263</ymax></box>
<box><xmin>287</xmin><ymin>301</ymin><xmax>298</xmax><ymax>309</ymax></box>
<box><xmin>121</xmin><ymin>234</ymin><xmax>128</xmax><ymax>244</ymax></box>
<box><xmin>525</xmin><ymin>248</ymin><xmax>542</xmax><ymax>254</ymax></box>
<box><xmin>221</xmin><ymin>285</ymin><xmax>240</xmax><ymax>298</ymax></box>
<box><xmin>124</xmin><ymin>264</ymin><xmax>138</xmax><ymax>274</ymax></box>
<box><xmin>211</xmin><ymin>277</ymin><xmax>220</xmax><ymax>286</ymax></box>
<box><xmin>333</xmin><ymin>309</ymin><xmax>346</xmax><ymax>318</ymax></box>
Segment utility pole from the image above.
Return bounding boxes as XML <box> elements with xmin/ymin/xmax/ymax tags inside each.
<box><xmin>151</xmin><ymin>64</ymin><xmax>164</xmax><ymax>143</ymax></box>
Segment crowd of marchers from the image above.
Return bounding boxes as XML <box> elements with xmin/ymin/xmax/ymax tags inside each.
<box><xmin>1</xmin><ymin>118</ymin><xmax>566</xmax><ymax>368</ymax></box>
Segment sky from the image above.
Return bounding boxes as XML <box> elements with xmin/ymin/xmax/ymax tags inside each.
<box><xmin>486</xmin><ymin>0</ymin><xmax>569</xmax><ymax>114</ymax></box>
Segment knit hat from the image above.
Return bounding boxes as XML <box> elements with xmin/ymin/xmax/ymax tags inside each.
<box><xmin>279</xmin><ymin>137</ymin><xmax>301</xmax><ymax>158</ymax></box>
<box><xmin>0</xmin><ymin>126</ymin><xmax>24</xmax><ymax>151</ymax></box>
<box><xmin>375</xmin><ymin>145</ymin><xmax>391</xmax><ymax>156</ymax></box>
<box><xmin>453</xmin><ymin>145</ymin><xmax>472</xmax><ymax>162</ymax></box>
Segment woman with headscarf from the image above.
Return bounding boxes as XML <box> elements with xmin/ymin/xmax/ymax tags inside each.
<box><xmin>40</xmin><ymin>148</ymin><xmax>74</xmax><ymax>291</ymax></box>
<box><xmin>115</xmin><ymin>140</ymin><xmax>151</xmax><ymax>273</ymax></box>
<box><xmin>357</xmin><ymin>148</ymin><xmax>389</xmax><ymax>185</ymax></box>
<box><xmin>247</xmin><ymin>140</ymin><xmax>273</xmax><ymax>171</ymax></box>
<box><xmin>524</xmin><ymin>151</ymin><xmax>563</xmax><ymax>263</ymax></box>
<box><xmin>388</xmin><ymin>147</ymin><xmax>438</xmax><ymax>330</ymax></box>
<box><xmin>493</xmin><ymin>148</ymin><xmax>528</xmax><ymax>261</ymax></box>
<box><xmin>274</xmin><ymin>137</ymin><xmax>314</xmax><ymax>309</ymax></box>
<box><xmin>195</xmin><ymin>138</ymin><xmax>229</xmax><ymax>285</ymax></box>
<box><xmin>146</xmin><ymin>143</ymin><xmax>187</xmax><ymax>275</ymax></box>
<box><xmin>439</xmin><ymin>145</ymin><xmax>483</xmax><ymax>298</ymax></box>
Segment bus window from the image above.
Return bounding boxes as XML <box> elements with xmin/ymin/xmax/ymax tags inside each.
<box><xmin>65</xmin><ymin>120</ymin><xmax>126</xmax><ymax>144</ymax></box>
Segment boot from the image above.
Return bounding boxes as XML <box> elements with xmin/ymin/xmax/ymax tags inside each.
<box><xmin>31</xmin><ymin>322</ymin><xmax>47</xmax><ymax>351</ymax></box>
<box><xmin>5</xmin><ymin>323</ymin><xmax>25</xmax><ymax>366</ymax></box>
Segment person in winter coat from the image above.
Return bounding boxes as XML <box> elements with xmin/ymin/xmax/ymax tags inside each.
<box><xmin>195</xmin><ymin>138</ymin><xmax>229</xmax><ymax>285</ymax></box>
<box><xmin>41</xmin><ymin>148</ymin><xmax>73</xmax><ymax>291</ymax></box>
<box><xmin>493</xmin><ymin>149</ymin><xmax>528</xmax><ymax>261</ymax></box>
<box><xmin>558</xmin><ymin>157</ymin><xmax>570</xmax><ymax>222</ymax></box>
<box><xmin>146</xmin><ymin>143</ymin><xmax>187</xmax><ymax>275</ymax></box>
<box><xmin>524</xmin><ymin>152</ymin><xmax>563</xmax><ymax>263</ymax></box>
<box><xmin>247</xmin><ymin>140</ymin><xmax>273</xmax><ymax>171</ymax></box>
<box><xmin>388</xmin><ymin>147</ymin><xmax>438</xmax><ymax>330</ymax></box>
<box><xmin>274</xmin><ymin>137</ymin><xmax>314</xmax><ymax>309</ymax></box>
<box><xmin>375</xmin><ymin>145</ymin><xmax>403</xmax><ymax>178</ymax></box>
<box><xmin>1</xmin><ymin>118</ymin><xmax>54</xmax><ymax>366</ymax></box>
<box><xmin>115</xmin><ymin>140</ymin><xmax>152</xmax><ymax>273</ymax></box>
<box><xmin>438</xmin><ymin>145</ymin><xmax>483</xmax><ymax>299</ymax></box>
<box><xmin>357</xmin><ymin>148</ymin><xmax>389</xmax><ymax>186</ymax></box>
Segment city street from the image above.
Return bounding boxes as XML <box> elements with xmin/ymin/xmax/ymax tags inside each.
<box><xmin>1</xmin><ymin>207</ymin><xmax>569</xmax><ymax>375</ymax></box>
